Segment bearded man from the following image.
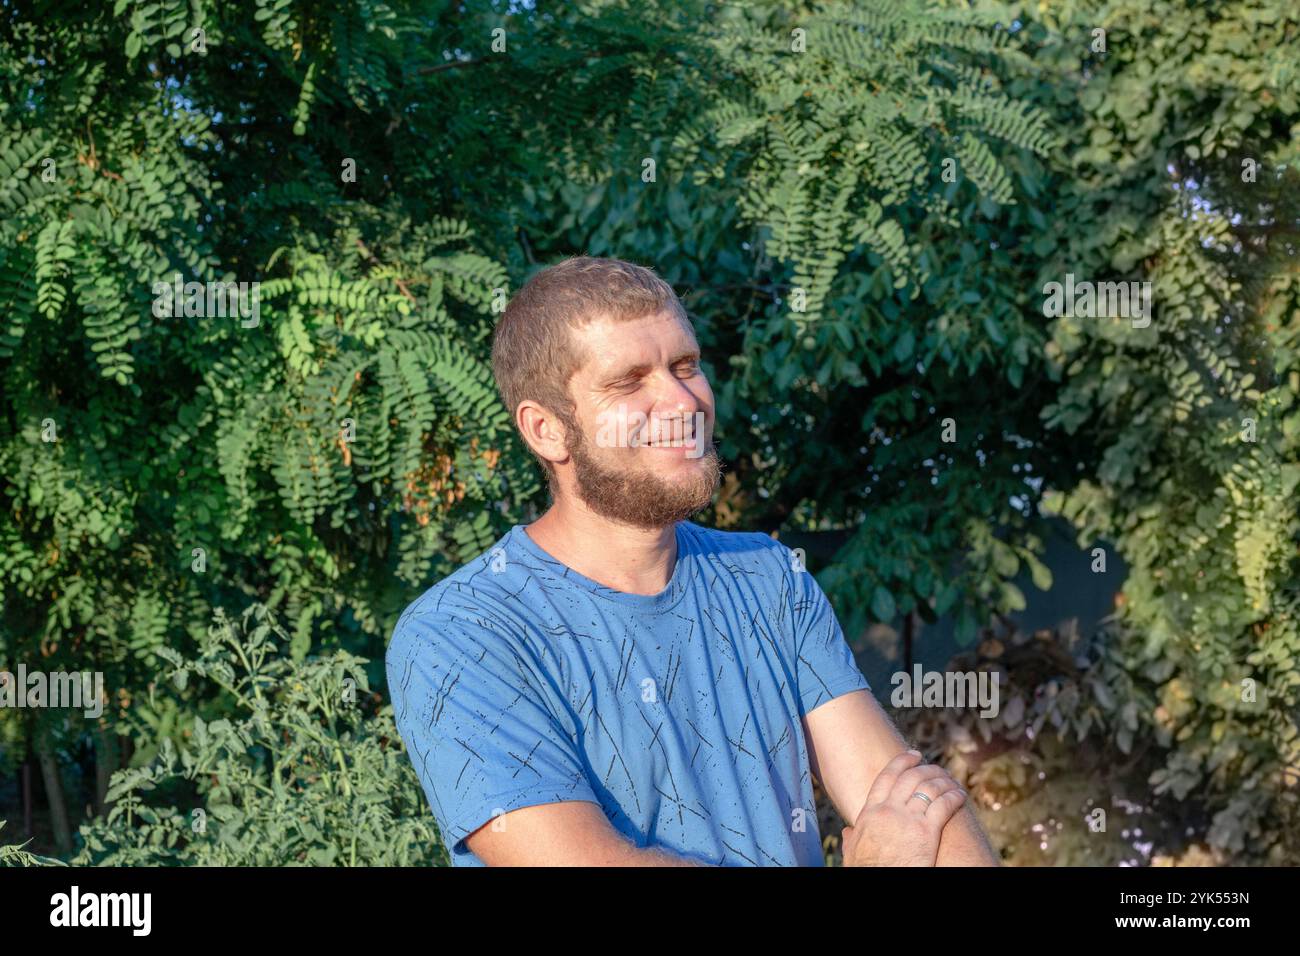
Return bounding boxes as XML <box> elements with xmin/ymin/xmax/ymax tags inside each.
<box><xmin>386</xmin><ymin>256</ymin><xmax>997</xmax><ymax>867</ymax></box>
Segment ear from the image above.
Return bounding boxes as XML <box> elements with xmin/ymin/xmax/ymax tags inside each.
<box><xmin>517</xmin><ymin>400</ymin><xmax>571</xmax><ymax>467</ymax></box>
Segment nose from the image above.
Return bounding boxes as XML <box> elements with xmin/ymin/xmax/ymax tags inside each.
<box><xmin>649</xmin><ymin>368</ymin><xmax>705</xmax><ymax>413</ymax></box>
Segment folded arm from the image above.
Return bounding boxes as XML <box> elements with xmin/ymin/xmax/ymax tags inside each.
<box><xmin>802</xmin><ymin>688</ymin><xmax>999</xmax><ymax>866</ymax></box>
<box><xmin>465</xmin><ymin>800</ymin><xmax>712</xmax><ymax>866</ymax></box>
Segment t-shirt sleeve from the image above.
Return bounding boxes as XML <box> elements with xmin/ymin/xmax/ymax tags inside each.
<box><xmin>778</xmin><ymin>543</ymin><xmax>871</xmax><ymax>717</ymax></box>
<box><xmin>385</xmin><ymin>603</ymin><xmax>599</xmax><ymax>862</ymax></box>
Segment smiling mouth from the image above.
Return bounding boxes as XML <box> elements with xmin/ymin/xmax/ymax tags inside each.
<box><xmin>643</xmin><ymin>434</ymin><xmax>697</xmax><ymax>447</ymax></box>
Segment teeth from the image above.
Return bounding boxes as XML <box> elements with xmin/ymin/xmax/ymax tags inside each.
<box><xmin>646</xmin><ymin>436</ymin><xmax>693</xmax><ymax>446</ymax></box>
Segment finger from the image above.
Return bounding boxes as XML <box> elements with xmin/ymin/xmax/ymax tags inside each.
<box><xmin>888</xmin><ymin>764</ymin><xmax>952</xmax><ymax>807</ymax></box>
<box><xmin>863</xmin><ymin>750</ymin><xmax>924</xmax><ymax>809</ymax></box>
<box><xmin>924</xmin><ymin>788</ymin><xmax>968</xmax><ymax>827</ymax></box>
<box><xmin>902</xmin><ymin>774</ymin><xmax>963</xmax><ymax>814</ymax></box>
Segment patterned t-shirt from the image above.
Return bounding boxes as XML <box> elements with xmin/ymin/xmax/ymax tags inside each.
<box><xmin>385</xmin><ymin>520</ymin><xmax>871</xmax><ymax>866</ymax></box>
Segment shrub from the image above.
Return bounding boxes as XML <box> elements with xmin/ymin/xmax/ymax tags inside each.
<box><xmin>74</xmin><ymin>604</ymin><xmax>441</xmax><ymax>866</ymax></box>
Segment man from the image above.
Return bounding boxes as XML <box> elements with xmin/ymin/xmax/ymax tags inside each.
<box><xmin>386</xmin><ymin>256</ymin><xmax>998</xmax><ymax>866</ymax></box>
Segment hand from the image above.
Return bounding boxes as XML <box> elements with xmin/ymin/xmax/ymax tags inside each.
<box><xmin>840</xmin><ymin>749</ymin><xmax>967</xmax><ymax>867</ymax></box>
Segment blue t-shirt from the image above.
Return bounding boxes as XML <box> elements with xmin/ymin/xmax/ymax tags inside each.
<box><xmin>385</xmin><ymin>520</ymin><xmax>871</xmax><ymax>866</ymax></box>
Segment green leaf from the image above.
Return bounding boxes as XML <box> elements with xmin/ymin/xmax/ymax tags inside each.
<box><xmin>893</xmin><ymin>328</ymin><xmax>914</xmax><ymax>363</ymax></box>
<box><xmin>991</xmin><ymin>539</ymin><xmax>1019</xmax><ymax>577</ymax></box>
<box><xmin>1025</xmin><ymin>552</ymin><xmax>1053</xmax><ymax>591</ymax></box>
<box><xmin>871</xmin><ymin>585</ymin><xmax>896</xmax><ymax>622</ymax></box>
<box><xmin>982</xmin><ymin>314</ymin><xmax>1006</xmax><ymax>345</ymax></box>
<box><xmin>666</xmin><ymin>190</ymin><xmax>691</xmax><ymax>231</ymax></box>
<box><xmin>955</xmin><ymin>605</ymin><xmax>978</xmax><ymax>645</ymax></box>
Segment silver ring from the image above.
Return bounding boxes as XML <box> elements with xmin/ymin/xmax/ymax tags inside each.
<box><xmin>909</xmin><ymin>791</ymin><xmax>933</xmax><ymax>806</ymax></box>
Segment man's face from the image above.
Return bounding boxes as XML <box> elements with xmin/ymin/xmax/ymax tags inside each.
<box><xmin>556</xmin><ymin>308</ymin><xmax>721</xmax><ymax>529</ymax></box>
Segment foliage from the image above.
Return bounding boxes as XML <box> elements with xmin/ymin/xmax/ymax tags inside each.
<box><xmin>665</xmin><ymin>1</ymin><xmax>1085</xmax><ymax>649</ymax></box>
<box><xmin>74</xmin><ymin>603</ymin><xmax>441</xmax><ymax>866</ymax></box>
<box><xmin>0</xmin><ymin>0</ymin><xmax>1295</xmax><ymax>864</ymax></box>
<box><xmin>678</xmin><ymin>0</ymin><xmax>1300</xmax><ymax>863</ymax></box>
<box><xmin>892</xmin><ymin>615</ymin><xmax>1293</xmax><ymax>865</ymax></box>
<box><xmin>1015</xmin><ymin>0</ymin><xmax>1300</xmax><ymax>859</ymax></box>
<box><xmin>0</xmin><ymin>0</ymin><xmax>532</xmax><ymax>788</ymax></box>
<box><xmin>0</xmin><ymin>819</ymin><xmax>65</xmax><ymax>866</ymax></box>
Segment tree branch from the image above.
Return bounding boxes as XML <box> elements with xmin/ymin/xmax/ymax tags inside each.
<box><xmin>355</xmin><ymin>238</ymin><xmax>418</xmax><ymax>305</ymax></box>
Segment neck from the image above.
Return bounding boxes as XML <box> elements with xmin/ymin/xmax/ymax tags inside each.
<box><xmin>525</xmin><ymin>497</ymin><xmax>678</xmax><ymax>596</ymax></box>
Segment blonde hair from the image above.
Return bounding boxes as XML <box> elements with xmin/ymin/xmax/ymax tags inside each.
<box><xmin>491</xmin><ymin>255</ymin><xmax>691</xmax><ymax>477</ymax></box>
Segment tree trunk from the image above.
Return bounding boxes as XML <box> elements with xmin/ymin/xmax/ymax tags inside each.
<box><xmin>35</xmin><ymin>734</ymin><xmax>73</xmax><ymax>856</ymax></box>
<box><xmin>22</xmin><ymin>758</ymin><xmax>33</xmax><ymax>838</ymax></box>
<box><xmin>903</xmin><ymin>608</ymin><xmax>915</xmax><ymax>675</ymax></box>
<box><xmin>94</xmin><ymin>727</ymin><xmax>119</xmax><ymax>815</ymax></box>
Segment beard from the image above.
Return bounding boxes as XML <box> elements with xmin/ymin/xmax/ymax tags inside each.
<box><xmin>557</xmin><ymin>407</ymin><xmax>722</xmax><ymax>530</ymax></box>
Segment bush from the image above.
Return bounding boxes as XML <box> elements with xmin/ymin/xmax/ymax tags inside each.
<box><xmin>0</xmin><ymin>820</ymin><xmax>64</xmax><ymax>867</ymax></box>
<box><xmin>896</xmin><ymin>615</ymin><xmax>1300</xmax><ymax>866</ymax></box>
<box><xmin>74</xmin><ymin>604</ymin><xmax>441</xmax><ymax>866</ymax></box>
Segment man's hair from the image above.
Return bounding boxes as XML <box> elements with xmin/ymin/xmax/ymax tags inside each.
<box><xmin>491</xmin><ymin>255</ymin><xmax>692</xmax><ymax>479</ymax></box>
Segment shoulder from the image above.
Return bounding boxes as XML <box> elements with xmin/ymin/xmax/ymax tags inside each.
<box><xmin>385</xmin><ymin>535</ymin><xmax>526</xmax><ymax>670</ymax></box>
<box><xmin>679</xmin><ymin>521</ymin><xmax>800</xmax><ymax>579</ymax></box>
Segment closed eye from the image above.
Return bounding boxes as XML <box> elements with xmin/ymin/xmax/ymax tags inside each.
<box><xmin>604</xmin><ymin>357</ymin><xmax>700</xmax><ymax>391</ymax></box>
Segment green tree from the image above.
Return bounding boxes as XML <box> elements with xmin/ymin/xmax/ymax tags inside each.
<box><xmin>2</xmin><ymin>0</ymin><xmax>1295</xmax><ymax>865</ymax></box>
